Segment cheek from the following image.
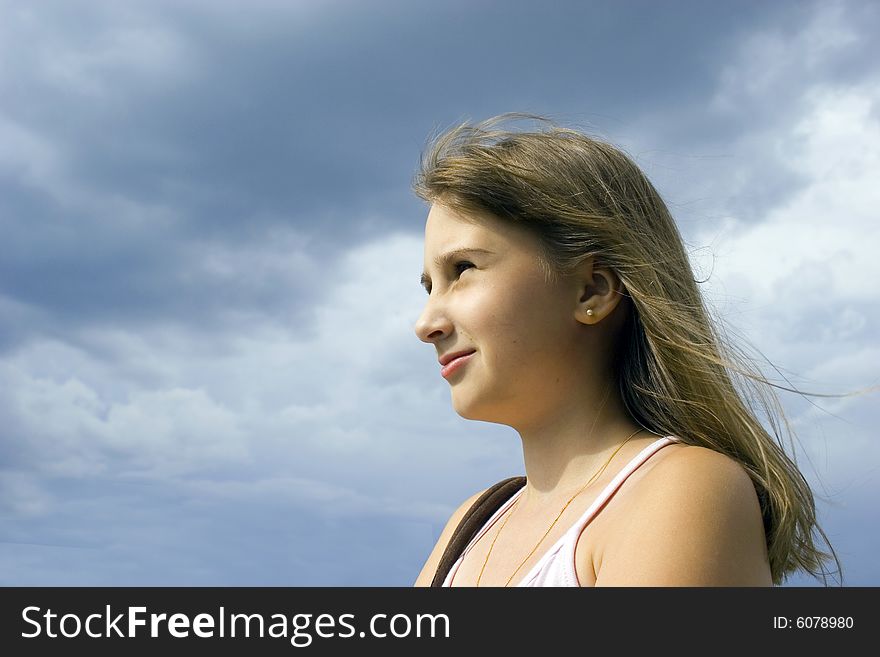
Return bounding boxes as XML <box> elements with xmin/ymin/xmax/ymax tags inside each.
<box><xmin>473</xmin><ymin>292</ymin><xmax>551</xmax><ymax>357</ymax></box>
<box><xmin>452</xmin><ymin>292</ymin><xmax>511</xmax><ymax>363</ymax></box>
<box><xmin>460</xmin><ymin>275</ymin><xmax>569</xmax><ymax>352</ymax></box>
<box><xmin>499</xmin><ymin>299</ymin><xmax>574</xmax><ymax>364</ymax></box>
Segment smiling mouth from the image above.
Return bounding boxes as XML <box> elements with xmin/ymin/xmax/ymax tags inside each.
<box><xmin>440</xmin><ymin>351</ymin><xmax>475</xmax><ymax>378</ymax></box>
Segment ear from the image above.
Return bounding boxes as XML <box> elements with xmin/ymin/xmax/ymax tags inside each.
<box><xmin>572</xmin><ymin>256</ymin><xmax>625</xmax><ymax>325</ymax></box>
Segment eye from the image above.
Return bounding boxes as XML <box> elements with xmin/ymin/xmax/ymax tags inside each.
<box><xmin>422</xmin><ymin>261</ymin><xmax>475</xmax><ymax>295</ymax></box>
<box><xmin>453</xmin><ymin>261</ymin><xmax>475</xmax><ymax>277</ymax></box>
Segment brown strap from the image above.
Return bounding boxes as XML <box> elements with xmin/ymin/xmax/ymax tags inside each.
<box><xmin>430</xmin><ymin>476</ymin><xmax>527</xmax><ymax>587</ymax></box>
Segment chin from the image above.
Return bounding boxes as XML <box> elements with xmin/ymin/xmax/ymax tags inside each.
<box><xmin>450</xmin><ymin>391</ymin><xmax>506</xmax><ymax>425</ymax></box>
<box><xmin>450</xmin><ymin>391</ymin><xmax>482</xmax><ymax>421</ymax></box>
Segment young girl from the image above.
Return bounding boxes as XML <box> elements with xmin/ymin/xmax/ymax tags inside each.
<box><xmin>411</xmin><ymin>113</ymin><xmax>840</xmax><ymax>587</ymax></box>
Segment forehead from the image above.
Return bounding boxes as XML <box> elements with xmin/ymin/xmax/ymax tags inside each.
<box><xmin>423</xmin><ymin>202</ymin><xmax>525</xmax><ymax>256</ymax></box>
<box><xmin>421</xmin><ymin>203</ymin><xmax>557</xmax><ymax>287</ymax></box>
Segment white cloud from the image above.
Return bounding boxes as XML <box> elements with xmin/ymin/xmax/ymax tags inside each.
<box><xmin>0</xmin><ymin>471</ymin><xmax>55</xmax><ymax>517</ymax></box>
<box><xmin>0</xmin><ymin>116</ymin><xmax>64</xmax><ymax>189</ymax></box>
<box><xmin>0</xmin><ymin>226</ymin><xmax>501</xmax><ymax>517</ymax></box>
<box><xmin>671</xmin><ymin>4</ymin><xmax>880</xmax><ymax>495</ymax></box>
<box><xmin>181</xmin><ymin>474</ymin><xmax>448</xmax><ymax>520</ymax></box>
<box><xmin>711</xmin><ymin>1</ymin><xmax>859</xmax><ymax>113</ymax></box>
<box><xmin>2</xmin><ymin>361</ymin><xmax>249</xmax><ymax>479</ymax></box>
<box><xmin>0</xmin><ymin>2</ymin><xmax>199</xmax><ymax>96</ymax></box>
<box><xmin>694</xmin><ymin>81</ymin><xmax>880</xmax><ymax>339</ymax></box>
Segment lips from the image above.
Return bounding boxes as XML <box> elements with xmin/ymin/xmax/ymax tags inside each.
<box><xmin>438</xmin><ymin>349</ymin><xmax>476</xmax><ymax>366</ymax></box>
<box><xmin>439</xmin><ymin>350</ymin><xmax>476</xmax><ymax>379</ymax></box>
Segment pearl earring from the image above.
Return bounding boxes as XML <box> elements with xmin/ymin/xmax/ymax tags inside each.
<box><xmin>586</xmin><ymin>308</ymin><xmax>594</xmax><ymax>316</ymax></box>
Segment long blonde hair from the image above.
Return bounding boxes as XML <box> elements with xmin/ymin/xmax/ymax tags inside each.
<box><xmin>412</xmin><ymin>112</ymin><xmax>842</xmax><ymax>585</ymax></box>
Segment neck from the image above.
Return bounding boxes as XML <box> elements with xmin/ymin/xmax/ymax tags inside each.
<box><xmin>512</xmin><ymin>383</ymin><xmax>652</xmax><ymax>508</ymax></box>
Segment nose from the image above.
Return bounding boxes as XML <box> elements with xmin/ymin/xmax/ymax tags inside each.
<box><xmin>414</xmin><ymin>296</ymin><xmax>452</xmax><ymax>344</ymax></box>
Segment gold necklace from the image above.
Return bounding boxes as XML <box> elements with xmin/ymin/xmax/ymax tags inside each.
<box><xmin>476</xmin><ymin>428</ymin><xmax>643</xmax><ymax>587</ymax></box>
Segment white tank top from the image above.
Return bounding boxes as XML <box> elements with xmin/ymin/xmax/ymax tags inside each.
<box><xmin>442</xmin><ymin>435</ymin><xmax>679</xmax><ymax>587</ymax></box>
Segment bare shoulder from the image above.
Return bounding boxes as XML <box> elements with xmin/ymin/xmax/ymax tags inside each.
<box><xmin>595</xmin><ymin>444</ymin><xmax>772</xmax><ymax>586</ymax></box>
<box><xmin>641</xmin><ymin>444</ymin><xmax>758</xmax><ymax>500</ymax></box>
<box><xmin>413</xmin><ymin>486</ymin><xmax>490</xmax><ymax>587</ymax></box>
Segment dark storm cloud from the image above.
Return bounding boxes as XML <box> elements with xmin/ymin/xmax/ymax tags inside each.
<box><xmin>0</xmin><ymin>0</ymin><xmax>789</xmax><ymax>344</ymax></box>
<box><xmin>2</xmin><ymin>0</ymin><xmax>818</xmax><ymax>230</ymax></box>
<box><xmin>7</xmin><ymin>0</ymin><xmax>871</xmax><ymax>348</ymax></box>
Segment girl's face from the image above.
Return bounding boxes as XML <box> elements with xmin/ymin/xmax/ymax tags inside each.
<box><xmin>415</xmin><ymin>203</ymin><xmax>588</xmax><ymax>426</ymax></box>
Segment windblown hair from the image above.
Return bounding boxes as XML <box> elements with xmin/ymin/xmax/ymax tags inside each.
<box><xmin>412</xmin><ymin>112</ymin><xmax>841</xmax><ymax>586</ymax></box>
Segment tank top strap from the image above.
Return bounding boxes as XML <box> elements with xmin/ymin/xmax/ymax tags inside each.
<box><xmin>447</xmin><ymin>435</ymin><xmax>680</xmax><ymax>586</ymax></box>
<box><xmin>442</xmin><ymin>484</ymin><xmax>526</xmax><ymax>586</ymax></box>
<box><xmin>563</xmin><ymin>435</ymin><xmax>679</xmax><ymax>541</ymax></box>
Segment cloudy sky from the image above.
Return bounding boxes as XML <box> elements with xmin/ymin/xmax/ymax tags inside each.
<box><xmin>1</xmin><ymin>0</ymin><xmax>877</xmax><ymax>586</ymax></box>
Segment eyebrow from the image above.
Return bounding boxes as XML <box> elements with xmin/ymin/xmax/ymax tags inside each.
<box><xmin>420</xmin><ymin>247</ymin><xmax>494</xmax><ymax>290</ymax></box>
